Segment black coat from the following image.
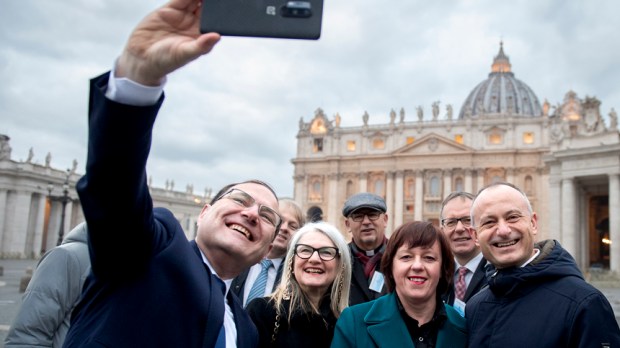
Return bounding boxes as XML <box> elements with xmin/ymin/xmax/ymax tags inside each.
<box><xmin>349</xmin><ymin>243</ymin><xmax>388</xmax><ymax>306</ymax></box>
<box><xmin>247</xmin><ymin>297</ymin><xmax>337</xmax><ymax>348</ymax></box>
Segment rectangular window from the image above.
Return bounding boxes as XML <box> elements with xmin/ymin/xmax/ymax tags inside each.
<box><xmin>313</xmin><ymin>138</ymin><xmax>323</xmax><ymax>153</ymax></box>
<box><xmin>523</xmin><ymin>132</ymin><xmax>534</xmax><ymax>144</ymax></box>
<box><xmin>347</xmin><ymin>140</ymin><xmax>356</xmax><ymax>151</ymax></box>
<box><xmin>454</xmin><ymin>134</ymin><xmax>464</xmax><ymax>144</ymax></box>
<box><xmin>406</xmin><ymin>136</ymin><xmax>415</xmax><ymax>145</ymax></box>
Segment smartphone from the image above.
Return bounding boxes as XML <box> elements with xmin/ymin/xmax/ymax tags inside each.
<box><xmin>200</xmin><ymin>0</ymin><xmax>324</xmax><ymax>40</ymax></box>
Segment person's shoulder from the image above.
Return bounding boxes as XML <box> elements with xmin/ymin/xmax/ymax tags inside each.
<box><xmin>246</xmin><ymin>296</ymin><xmax>275</xmax><ymax>315</ymax></box>
<box><xmin>444</xmin><ymin>303</ymin><xmax>466</xmax><ymax>331</ymax></box>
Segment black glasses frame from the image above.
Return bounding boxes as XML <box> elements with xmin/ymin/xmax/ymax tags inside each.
<box><xmin>294</xmin><ymin>244</ymin><xmax>339</xmax><ymax>261</ymax></box>
<box><xmin>441</xmin><ymin>216</ymin><xmax>472</xmax><ymax>229</ymax></box>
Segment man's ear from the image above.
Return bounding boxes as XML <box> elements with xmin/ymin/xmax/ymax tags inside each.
<box><xmin>198</xmin><ymin>204</ymin><xmax>211</xmax><ymax>223</ymax></box>
<box><xmin>469</xmin><ymin>227</ymin><xmax>479</xmax><ymax>246</ymax></box>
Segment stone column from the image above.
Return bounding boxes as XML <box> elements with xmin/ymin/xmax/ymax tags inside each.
<box><xmin>394</xmin><ymin>171</ymin><xmax>404</xmax><ymax>231</ymax></box>
<box><xmin>33</xmin><ymin>194</ymin><xmax>47</xmax><ymax>256</ymax></box>
<box><xmin>443</xmin><ymin>169</ymin><xmax>452</xmax><ymax>196</ymax></box>
<box><xmin>7</xmin><ymin>191</ymin><xmax>32</xmax><ymax>257</ymax></box>
<box><xmin>415</xmin><ymin>170</ymin><xmax>424</xmax><ymax>221</ymax></box>
<box><xmin>0</xmin><ymin>190</ymin><xmax>7</xmax><ymax>252</ymax></box>
<box><xmin>609</xmin><ymin>174</ymin><xmax>620</xmax><ymax>272</ymax></box>
<box><xmin>476</xmin><ymin>168</ymin><xmax>485</xmax><ymax>193</ymax></box>
<box><xmin>464</xmin><ymin>169</ymin><xmax>473</xmax><ymax>193</ymax></box>
<box><xmin>294</xmin><ymin>175</ymin><xmax>305</xmax><ymax>203</ymax></box>
<box><xmin>547</xmin><ymin>178</ymin><xmax>561</xmax><ymax>241</ymax></box>
<box><xmin>386</xmin><ymin>171</ymin><xmax>395</xmax><ymax>234</ymax></box>
<box><xmin>506</xmin><ymin>168</ymin><xmax>515</xmax><ymax>184</ymax></box>
<box><xmin>561</xmin><ymin>178</ymin><xmax>578</xmax><ymax>259</ymax></box>
<box><xmin>327</xmin><ymin>174</ymin><xmax>339</xmax><ymax>224</ymax></box>
<box><xmin>359</xmin><ymin>173</ymin><xmax>368</xmax><ymax>193</ymax></box>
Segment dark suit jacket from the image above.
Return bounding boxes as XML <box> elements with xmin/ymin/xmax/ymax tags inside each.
<box><xmin>349</xmin><ymin>243</ymin><xmax>388</xmax><ymax>306</ymax></box>
<box><xmin>231</xmin><ymin>259</ymin><xmax>284</xmax><ymax>305</ymax></box>
<box><xmin>63</xmin><ymin>72</ymin><xmax>258</xmax><ymax>348</ymax></box>
<box><xmin>332</xmin><ymin>292</ymin><xmax>467</xmax><ymax>348</ymax></box>
<box><xmin>443</xmin><ymin>256</ymin><xmax>488</xmax><ymax>305</ymax></box>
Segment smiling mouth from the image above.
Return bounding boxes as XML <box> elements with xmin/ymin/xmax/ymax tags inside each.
<box><xmin>493</xmin><ymin>240</ymin><xmax>518</xmax><ymax>248</ymax></box>
<box><xmin>408</xmin><ymin>276</ymin><xmax>426</xmax><ymax>285</ymax></box>
<box><xmin>229</xmin><ymin>224</ymin><xmax>252</xmax><ymax>241</ymax></box>
<box><xmin>305</xmin><ymin>268</ymin><xmax>324</xmax><ymax>274</ymax></box>
<box><xmin>454</xmin><ymin>236</ymin><xmax>471</xmax><ymax>242</ymax></box>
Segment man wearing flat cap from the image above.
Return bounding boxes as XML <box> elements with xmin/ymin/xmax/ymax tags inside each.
<box><xmin>343</xmin><ymin>192</ymin><xmax>389</xmax><ymax>305</ymax></box>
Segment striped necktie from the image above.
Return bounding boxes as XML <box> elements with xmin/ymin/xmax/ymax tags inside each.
<box><xmin>246</xmin><ymin>259</ymin><xmax>272</xmax><ymax>306</ymax></box>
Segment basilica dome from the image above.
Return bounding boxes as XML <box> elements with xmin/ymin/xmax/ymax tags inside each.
<box><xmin>458</xmin><ymin>43</ymin><xmax>543</xmax><ymax>119</ymax></box>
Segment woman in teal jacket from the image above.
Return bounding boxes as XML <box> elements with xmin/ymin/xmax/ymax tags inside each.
<box><xmin>331</xmin><ymin>221</ymin><xmax>467</xmax><ymax>348</ymax></box>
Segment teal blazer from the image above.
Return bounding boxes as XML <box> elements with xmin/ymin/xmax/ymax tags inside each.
<box><xmin>331</xmin><ymin>293</ymin><xmax>467</xmax><ymax>348</ymax></box>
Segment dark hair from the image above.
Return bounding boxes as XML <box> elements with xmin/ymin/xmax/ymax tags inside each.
<box><xmin>380</xmin><ymin>221</ymin><xmax>454</xmax><ymax>296</ymax></box>
<box><xmin>209</xmin><ymin>179</ymin><xmax>281</xmax><ymax>234</ymax></box>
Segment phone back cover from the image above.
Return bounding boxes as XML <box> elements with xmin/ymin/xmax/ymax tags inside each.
<box><xmin>200</xmin><ymin>0</ymin><xmax>323</xmax><ymax>40</ymax></box>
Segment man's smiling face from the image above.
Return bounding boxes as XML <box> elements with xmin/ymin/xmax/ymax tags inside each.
<box><xmin>472</xmin><ymin>185</ymin><xmax>538</xmax><ymax>269</ymax></box>
<box><xmin>196</xmin><ymin>182</ymin><xmax>279</xmax><ymax>276</ymax></box>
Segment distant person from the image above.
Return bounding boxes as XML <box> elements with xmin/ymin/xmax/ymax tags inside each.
<box><xmin>62</xmin><ymin>1</ymin><xmax>281</xmax><ymax>346</ymax></box>
<box><xmin>467</xmin><ymin>182</ymin><xmax>620</xmax><ymax>347</ymax></box>
<box><xmin>439</xmin><ymin>192</ymin><xmax>487</xmax><ymax>313</ymax></box>
<box><xmin>342</xmin><ymin>192</ymin><xmax>389</xmax><ymax>305</ymax></box>
<box><xmin>5</xmin><ymin>223</ymin><xmax>89</xmax><ymax>348</ymax></box>
<box><xmin>246</xmin><ymin>221</ymin><xmax>352</xmax><ymax>347</ymax></box>
<box><xmin>232</xmin><ymin>199</ymin><xmax>306</xmax><ymax>307</ymax></box>
<box><xmin>331</xmin><ymin>221</ymin><xmax>467</xmax><ymax>348</ymax></box>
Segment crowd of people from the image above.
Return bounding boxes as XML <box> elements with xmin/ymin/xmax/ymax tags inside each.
<box><xmin>4</xmin><ymin>0</ymin><xmax>620</xmax><ymax>347</ymax></box>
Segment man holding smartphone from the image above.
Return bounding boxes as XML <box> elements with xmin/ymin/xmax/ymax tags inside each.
<box><xmin>62</xmin><ymin>1</ymin><xmax>281</xmax><ymax>347</ymax></box>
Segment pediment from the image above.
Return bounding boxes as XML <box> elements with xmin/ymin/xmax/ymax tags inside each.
<box><xmin>393</xmin><ymin>133</ymin><xmax>473</xmax><ymax>155</ymax></box>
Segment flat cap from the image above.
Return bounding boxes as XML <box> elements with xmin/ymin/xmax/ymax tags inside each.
<box><xmin>342</xmin><ymin>193</ymin><xmax>387</xmax><ymax>217</ymax></box>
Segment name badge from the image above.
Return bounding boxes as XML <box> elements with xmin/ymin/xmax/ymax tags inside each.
<box><xmin>369</xmin><ymin>271</ymin><xmax>385</xmax><ymax>293</ymax></box>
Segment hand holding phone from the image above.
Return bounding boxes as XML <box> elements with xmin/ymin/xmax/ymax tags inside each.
<box><xmin>200</xmin><ymin>0</ymin><xmax>324</xmax><ymax>40</ymax></box>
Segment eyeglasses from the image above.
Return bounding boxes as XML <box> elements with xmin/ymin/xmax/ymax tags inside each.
<box><xmin>219</xmin><ymin>189</ymin><xmax>282</xmax><ymax>229</ymax></box>
<box><xmin>441</xmin><ymin>216</ymin><xmax>472</xmax><ymax>229</ymax></box>
<box><xmin>294</xmin><ymin>244</ymin><xmax>339</xmax><ymax>261</ymax></box>
<box><xmin>349</xmin><ymin>211</ymin><xmax>382</xmax><ymax>222</ymax></box>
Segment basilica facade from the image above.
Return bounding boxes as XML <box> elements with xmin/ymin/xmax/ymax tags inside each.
<box><xmin>293</xmin><ymin>44</ymin><xmax>620</xmax><ymax>272</ymax></box>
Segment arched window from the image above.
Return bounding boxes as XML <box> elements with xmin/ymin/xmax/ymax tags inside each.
<box><xmin>525</xmin><ymin>175</ymin><xmax>533</xmax><ymax>194</ymax></box>
<box><xmin>346</xmin><ymin>180</ymin><xmax>354</xmax><ymax>198</ymax></box>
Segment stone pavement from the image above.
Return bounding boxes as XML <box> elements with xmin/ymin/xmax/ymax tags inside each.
<box><xmin>1</xmin><ymin>258</ymin><xmax>620</xmax><ymax>345</ymax></box>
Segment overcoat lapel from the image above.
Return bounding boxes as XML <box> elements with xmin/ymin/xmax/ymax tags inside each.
<box><xmin>365</xmin><ymin>293</ymin><xmax>414</xmax><ymax>348</ymax></box>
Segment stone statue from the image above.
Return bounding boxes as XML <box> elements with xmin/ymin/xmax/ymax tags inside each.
<box><xmin>362</xmin><ymin>111</ymin><xmax>369</xmax><ymax>126</ymax></box>
<box><xmin>45</xmin><ymin>152</ymin><xmax>52</xmax><ymax>167</ymax></box>
<box><xmin>542</xmin><ymin>99</ymin><xmax>550</xmax><ymax>116</ymax></box>
<box><xmin>169</xmin><ymin>180</ymin><xmax>174</xmax><ymax>191</ymax></box>
<box><xmin>416</xmin><ymin>106</ymin><xmax>424</xmax><ymax>121</ymax></box>
<box><xmin>299</xmin><ymin>117</ymin><xmax>304</xmax><ymax>130</ymax></box>
<box><xmin>26</xmin><ymin>147</ymin><xmax>34</xmax><ymax>163</ymax></box>
<box><xmin>334</xmin><ymin>113</ymin><xmax>341</xmax><ymax>128</ymax></box>
<box><xmin>148</xmin><ymin>176</ymin><xmax>153</xmax><ymax>187</ymax></box>
<box><xmin>0</xmin><ymin>135</ymin><xmax>11</xmax><ymax>161</ymax></box>
<box><xmin>165</xmin><ymin>179</ymin><xmax>170</xmax><ymax>190</ymax></box>
<box><xmin>71</xmin><ymin>159</ymin><xmax>78</xmax><ymax>173</ymax></box>
<box><xmin>446</xmin><ymin>104</ymin><xmax>453</xmax><ymax>120</ymax></box>
<box><xmin>399</xmin><ymin>108</ymin><xmax>405</xmax><ymax>123</ymax></box>
<box><xmin>610</xmin><ymin>108</ymin><xmax>618</xmax><ymax>129</ymax></box>
<box><xmin>464</xmin><ymin>105</ymin><xmax>472</xmax><ymax>119</ymax></box>
<box><xmin>389</xmin><ymin>109</ymin><xmax>396</xmax><ymax>124</ymax></box>
<box><xmin>432</xmin><ymin>101</ymin><xmax>440</xmax><ymax>121</ymax></box>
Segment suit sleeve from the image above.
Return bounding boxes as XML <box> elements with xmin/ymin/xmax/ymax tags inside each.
<box><xmin>76</xmin><ymin>72</ymin><xmax>165</xmax><ymax>280</ymax></box>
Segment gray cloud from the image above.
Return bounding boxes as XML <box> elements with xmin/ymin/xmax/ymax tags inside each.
<box><xmin>1</xmin><ymin>0</ymin><xmax>618</xmax><ymax>197</ymax></box>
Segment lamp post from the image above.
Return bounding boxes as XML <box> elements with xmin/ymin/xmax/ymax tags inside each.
<box><xmin>57</xmin><ymin>171</ymin><xmax>70</xmax><ymax>246</ymax></box>
<box><xmin>47</xmin><ymin>169</ymin><xmax>71</xmax><ymax>246</ymax></box>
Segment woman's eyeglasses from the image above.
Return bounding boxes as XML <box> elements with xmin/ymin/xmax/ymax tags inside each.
<box><xmin>294</xmin><ymin>244</ymin><xmax>339</xmax><ymax>261</ymax></box>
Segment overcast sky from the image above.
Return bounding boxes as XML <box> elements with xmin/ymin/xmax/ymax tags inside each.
<box><xmin>2</xmin><ymin>0</ymin><xmax>619</xmax><ymax>198</ymax></box>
